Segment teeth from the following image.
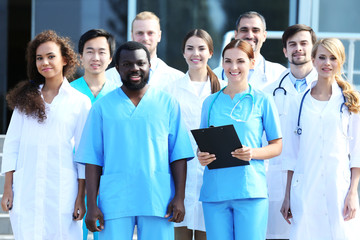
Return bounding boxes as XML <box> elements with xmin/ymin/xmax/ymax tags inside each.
<box><xmin>229</xmin><ymin>72</ymin><xmax>240</xmax><ymax>76</ymax></box>
<box><xmin>130</xmin><ymin>75</ymin><xmax>140</xmax><ymax>79</ymax></box>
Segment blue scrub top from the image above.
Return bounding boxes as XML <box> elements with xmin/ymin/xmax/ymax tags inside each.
<box><xmin>71</xmin><ymin>76</ymin><xmax>119</xmax><ymax>104</ymax></box>
<box><xmin>199</xmin><ymin>87</ymin><xmax>281</xmax><ymax>202</ymax></box>
<box><xmin>75</xmin><ymin>87</ymin><xmax>194</xmax><ymax>220</ymax></box>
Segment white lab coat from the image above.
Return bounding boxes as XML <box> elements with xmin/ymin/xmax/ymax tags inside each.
<box><xmin>164</xmin><ymin>73</ymin><xmax>226</xmax><ymax>231</ymax></box>
<box><xmin>263</xmin><ymin>68</ymin><xmax>317</xmax><ymax>239</ymax></box>
<box><xmin>282</xmin><ymin>81</ymin><xmax>360</xmax><ymax>240</ymax></box>
<box><xmin>213</xmin><ymin>54</ymin><xmax>286</xmax><ymax>90</ymax></box>
<box><xmin>1</xmin><ymin>79</ymin><xmax>91</xmax><ymax>240</ymax></box>
<box><xmin>105</xmin><ymin>57</ymin><xmax>184</xmax><ymax>89</ymax></box>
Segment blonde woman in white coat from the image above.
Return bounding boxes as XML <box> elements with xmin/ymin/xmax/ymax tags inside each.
<box><xmin>165</xmin><ymin>29</ymin><xmax>226</xmax><ymax>240</ymax></box>
<box><xmin>281</xmin><ymin>38</ymin><xmax>360</xmax><ymax>239</ymax></box>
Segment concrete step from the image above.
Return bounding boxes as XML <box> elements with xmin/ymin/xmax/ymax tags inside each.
<box><xmin>0</xmin><ymin>135</ymin><xmax>5</xmax><ymax>152</ymax></box>
<box><xmin>0</xmin><ymin>194</ymin><xmax>12</xmax><ymax>237</ymax></box>
<box><xmin>0</xmin><ymin>235</ymin><xmax>14</xmax><ymax>240</ymax></box>
<box><xmin>0</xmin><ymin>213</ymin><xmax>12</xmax><ymax>235</ymax></box>
<box><xmin>0</xmin><ymin>175</ymin><xmax>4</xmax><ymax>195</ymax></box>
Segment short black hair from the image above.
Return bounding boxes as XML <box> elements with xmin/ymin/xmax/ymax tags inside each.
<box><xmin>282</xmin><ymin>24</ymin><xmax>317</xmax><ymax>49</ymax></box>
<box><xmin>78</xmin><ymin>29</ymin><xmax>116</xmax><ymax>57</ymax></box>
<box><xmin>114</xmin><ymin>41</ymin><xmax>151</xmax><ymax>66</ymax></box>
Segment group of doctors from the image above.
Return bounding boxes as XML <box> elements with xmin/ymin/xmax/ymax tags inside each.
<box><xmin>163</xmin><ymin>11</ymin><xmax>360</xmax><ymax>240</ymax></box>
<box><xmin>1</xmin><ymin>8</ymin><xmax>360</xmax><ymax>240</ymax></box>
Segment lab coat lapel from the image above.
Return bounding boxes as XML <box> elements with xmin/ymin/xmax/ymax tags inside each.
<box><xmin>177</xmin><ymin>72</ymin><xmax>211</xmax><ymax>100</ymax></box>
<box><xmin>177</xmin><ymin>73</ymin><xmax>195</xmax><ymax>95</ymax></box>
<box><xmin>324</xmin><ymin>81</ymin><xmax>343</xmax><ymax>113</ymax></box>
<box><xmin>282</xmin><ymin>75</ymin><xmax>298</xmax><ymax>96</ymax></box>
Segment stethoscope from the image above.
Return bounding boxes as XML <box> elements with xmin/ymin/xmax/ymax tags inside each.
<box><xmin>221</xmin><ymin>56</ymin><xmax>267</xmax><ymax>83</ymax></box>
<box><xmin>207</xmin><ymin>84</ymin><xmax>254</xmax><ymax>127</ymax></box>
<box><xmin>295</xmin><ymin>88</ymin><xmax>348</xmax><ymax>135</ymax></box>
<box><xmin>272</xmin><ymin>72</ymin><xmax>290</xmax><ymax>96</ymax></box>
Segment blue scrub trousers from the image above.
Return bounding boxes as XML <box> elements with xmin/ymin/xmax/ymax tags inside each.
<box><xmin>99</xmin><ymin>216</ymin><xmax>174</xmax><ymax>240</ymax></box>
<box><xmin>202</xmin><ymin>198</ymin><xmax>268</xmax><ymax>240</ymax></box>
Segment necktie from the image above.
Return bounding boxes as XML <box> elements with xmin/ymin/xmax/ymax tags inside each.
<box><xmin>294</xmin><ymin>78</ymin><xmax>306</xmax><ymax>93</ymax></box>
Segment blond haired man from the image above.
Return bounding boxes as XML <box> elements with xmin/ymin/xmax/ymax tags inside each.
<box><xmin>106</xmin><ymin>11</ymin><xmax>184</xmax><ymax>88</ymax></box>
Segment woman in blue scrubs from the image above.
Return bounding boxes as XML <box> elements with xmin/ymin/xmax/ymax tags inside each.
<box><xmin>197</xmin><ymin>39</ymin><xmax>282</xmax><ymax>240</ymax></box>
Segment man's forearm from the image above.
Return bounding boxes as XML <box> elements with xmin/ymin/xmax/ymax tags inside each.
<box><xmin>170</xmin><ymin>159</ymin><xmax>187</xmax><ymax>198</ymax></box>
<box><xmin>85</xmin><ymin>164</ymin><xmax>102</xmax><ymax>207</ymax></box>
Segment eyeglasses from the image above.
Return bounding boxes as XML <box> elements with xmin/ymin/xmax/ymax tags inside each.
<box><xmin>230</xmin><ymin>93</ymin><xmax>254</xmax><ymax>122</ymax></box>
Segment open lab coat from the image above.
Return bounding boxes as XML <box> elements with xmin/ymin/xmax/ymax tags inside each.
<box><xmin>164</xmin><ymin>73</ymin><xmax>226</xmax><ymax>231</ymax></box>
<box><xmin>282</xmin><ymin>81</ymin><xmax>360</xmax><ymax>240</ymax></box>
<box><xmin>1</xmin><ymin>79</ymin><xmax>91</xmax><ymax>240</ymax></box>
<box><xmin>263</xmin><ymin>69</ymin><xmax>317</xmax><ymax>239</ymax></box>
<box><xmin>213</xmin><ymin>54</ymin><xmax>286</xmax><ymax>90</ymax></box>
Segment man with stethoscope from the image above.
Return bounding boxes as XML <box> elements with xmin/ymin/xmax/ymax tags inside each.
<box><xmin>263</xmin><ymin>24</ymin><xmax>317</xmax><ymax>240</ymax></box>
<box><xmin>213</xmin><ymin>11</ymin><xmax>286</xmax><ymax>89</ymax></box>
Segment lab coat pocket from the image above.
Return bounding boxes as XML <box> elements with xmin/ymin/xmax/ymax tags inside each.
<box><xmin>60</xmin><ymin>168</ymin><xmax>78</xmax><ymax>214</ymax></box>
<box><xmin>290</xmin><ymin>173</ymin><xmax>303</xmax><ymax>224</ymax></box>
<box><xmin>343</xmin><ymin>169</ymin><xmax>351</xmax><ymax>185</ymax></box>
<box><xmin>267</xmin><ymin>165</ymin><xmax>286</xmax><ymax>201</ymax></box>
<box><xmin>11</xmin><ymin>168</ymin><xmax>24</xmax><ymax>213</ymax></box>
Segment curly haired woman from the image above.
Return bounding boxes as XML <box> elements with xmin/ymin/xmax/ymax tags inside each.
<box><xmin>1</xmin><ymin>30</ymin><xmax>91</xmax><ymax>240</ymax></box>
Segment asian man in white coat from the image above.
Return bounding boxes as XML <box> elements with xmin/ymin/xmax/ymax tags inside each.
<box><xmin>105</xmin><ymin>11</ymin><xmax>184</xmax><ymax>89</ymax></box>
<box><xmin>213</xmin><ymin>11</ymin><xmax>286</xmax><ymax>90</ymax></box>
<box><xmin>263</xmin><ymin>24</ymin><xmax>317</xmax><ymax>240</ymax></box>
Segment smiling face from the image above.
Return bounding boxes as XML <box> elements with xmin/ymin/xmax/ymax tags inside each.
<box><xmin>117</xmin><ymin>49</ymin><xmax>150</xmax><ymax>90</ymax></box>
<box><xmin>235</xmin><ymin>16</ymin><xmax>267</xmax><ymax>54</ymax></box>
<box><xmin>131</xmin><ymin>19</ymin><xmax>161</xmax><ymax>59</ymax></box>
<box><xmin>80</xmin><ymin>36</ymin><xmax>112</xmax><ymax>76</ymax></box>
<box><xmin>222</xmin><ymin>47</ymin><xmax>255</xmax><ymax>83</ymax></box>
<box><xmin>36</xmin><ymin>41</ymin><xmax>67</xmax><ymax>82</ymax></box>
<box><xmin>284</xmin><ymin>31</ymin><xmax>313</xmax><ymax>66</ymax></box>
<box><xmin>183</xmin><ymin>36</ymin><xmax>212</xmax><ymax>71</ymax></box>
<box><xmin>312</xmin><ymin>45</ymin><xmax>340</xmax><ymax>79</ymax></box>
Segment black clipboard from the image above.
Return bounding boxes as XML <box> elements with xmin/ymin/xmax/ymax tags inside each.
<box><xmin>191</xmin><ymin>124</ymin><xmax>249</xmax><ymax>169</ymax></box>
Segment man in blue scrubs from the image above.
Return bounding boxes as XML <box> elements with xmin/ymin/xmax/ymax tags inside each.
<box><xmin>75</xmin><ymin>41</ymin><xmax>194</xmax><ymax>240</ymax></box>
<box><xmin>71</xmin><ymin>29</ymin><xmax>119</xmax><ymax>103</ymax></box>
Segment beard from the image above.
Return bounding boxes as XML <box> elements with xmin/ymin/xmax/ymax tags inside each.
<box><xmin>289</xmin><ymin>54</ymin><xmax>311</xmax><ymax>66</ymax></box>
<box><xmin>121</xmin><ymin>72</ymin><xmax>149</xmax><ymax>90</ymax></box>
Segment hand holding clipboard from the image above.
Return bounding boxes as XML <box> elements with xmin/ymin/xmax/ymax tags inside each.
<box><xmin>191</xmin><ymin>125</ymin><xmax>250</xmax><ymax>169</ymax></box>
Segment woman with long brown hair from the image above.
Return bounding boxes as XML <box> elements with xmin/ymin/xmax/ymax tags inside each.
<box><xmin>1</xmin><ymin>30</ymin><xmax>91</xmax><ymax>239</ymax></box>
<box><xmin>165</xmin><ymin>29</ymin><xmax>226</xmax><ymax>240</ymax></box>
